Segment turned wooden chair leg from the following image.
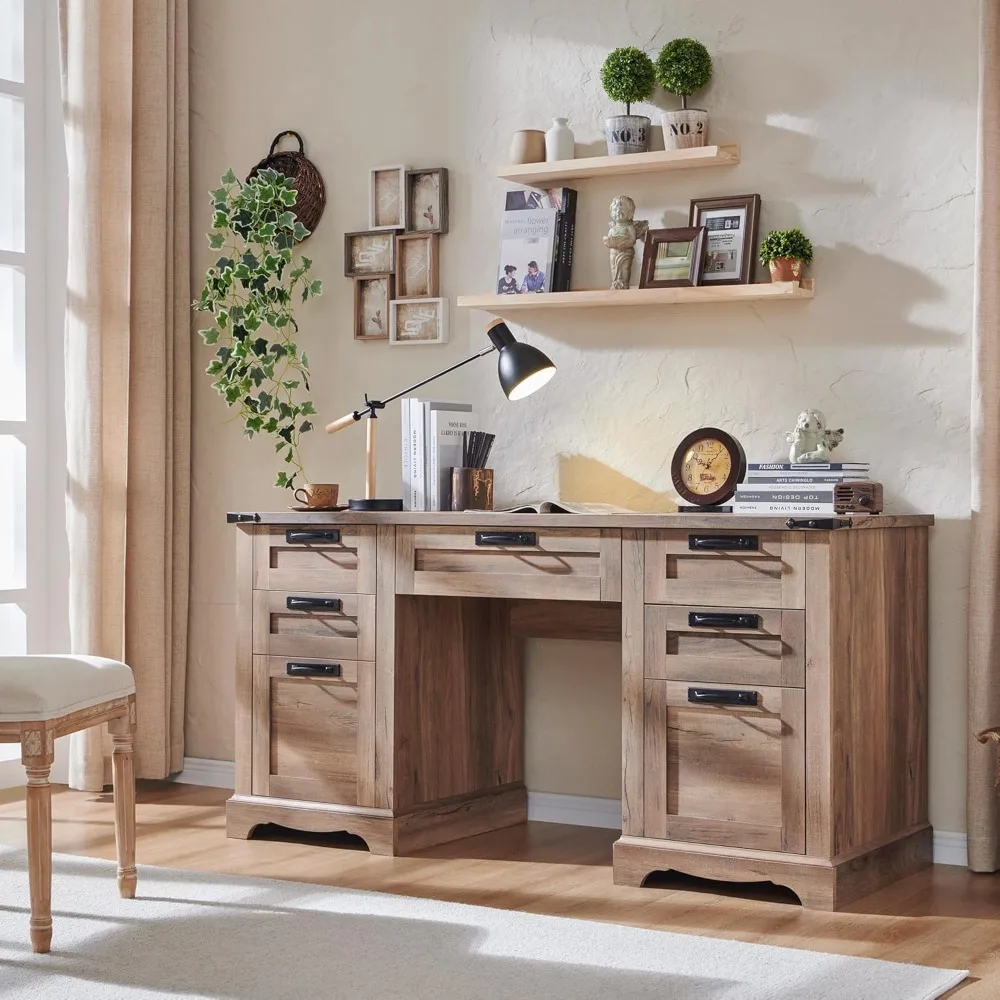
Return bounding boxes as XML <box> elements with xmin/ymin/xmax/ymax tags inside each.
<box><xmin>22</xmin><ymin>731</ymin><xmax>54</xmax><ymax>955</ymax></box>
<box><xmin>109</xmin><ymin>709</ymin><xmax>137</xmax><ymax>899</ymax></box>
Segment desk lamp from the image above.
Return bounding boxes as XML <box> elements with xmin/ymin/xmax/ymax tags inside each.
<box><xmin>325</xmin><ymin>319</ymin><xmax>556</xmax><ymax>510</ymax></box>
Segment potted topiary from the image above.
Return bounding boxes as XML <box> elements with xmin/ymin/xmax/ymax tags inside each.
<box><xmin>655</xmin><ymin>38</ymin><xmax>713</xmax><ymax>150</ymax></box>
<box><xmin>601</xmin><ymin>46</ymin><xmax>656</xmax><ymax>155</ymax></box>
<box><xmin>759</xmin><ymin>229</ymin><xmax>814</xmax><ymax>284</ymax></box>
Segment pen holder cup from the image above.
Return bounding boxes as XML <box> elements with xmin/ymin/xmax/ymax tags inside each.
<box><xmin>451</xmin><ymin>468</ymin><xmax>494</xmax><ymax>511</ymax></box>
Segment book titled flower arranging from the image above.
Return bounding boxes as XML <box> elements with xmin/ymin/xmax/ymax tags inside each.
<box><xmin>496</xmin><ymin>188</ymin><xmax>577</xmax><ymax>295</ymax></box>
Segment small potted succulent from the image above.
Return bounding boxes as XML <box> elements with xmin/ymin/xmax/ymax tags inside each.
<box><xmin>759</xmin><ymin>229</ymin><xmax>814</xmax><ymax>284</ymax></box>
<box><xmin>601</xmin><ymin>46</ymin><xmax>656</xmax><ymax>155</ymax></box>
<box><xmin>655</xmin><ymin>38</ymin><xmax>713</xmax><ymax>149</ymax></box>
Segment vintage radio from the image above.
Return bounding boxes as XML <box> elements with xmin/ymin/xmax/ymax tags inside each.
<box><xmin>833</xmin><ymin>481</ymin><xmax>884</xmax><ymax>514</ymax></box>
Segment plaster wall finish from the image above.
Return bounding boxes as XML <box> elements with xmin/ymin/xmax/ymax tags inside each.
<box><xmin>188</xmin><ymin>1</ymin><xmax>977</xmax><ymax>830</ymax></box>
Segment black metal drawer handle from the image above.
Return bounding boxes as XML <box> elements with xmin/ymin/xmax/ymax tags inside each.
<box><xmin>285</xmin><ymin>596</ymin><xmax>343</xmax><ymax>612</ymax></box>
<box><xmin>475</xmin><ymin>531</ymin><xmax>537</xmax><ymax>547</ymax></box>
<box><xmin>688</xmin><ymin>534</ymin><xmax>759</xmax><ymax>552</ymax></box>
<box><xmin>785</xmin><ymin>518</ymin><xmax>851</xmax><ymax>530</ymax></box>
<box><xmin>688</xmin><ymin>612</ymin><xmax>761</xmax><ymax>630</ymax></box>
<box><xmin>285</xmin><ymin>529</ymin><xmax>341</xmax><ymax>545</ymax></box>
<box><xmin>688</xmin><ymin>687</ymin><xmax>759</xmax><ymax>707</ymax></box>
<box><xmin>286</xmin><ymin>662</ymin><xmax>342</xmax><ymax>678</ymax></box>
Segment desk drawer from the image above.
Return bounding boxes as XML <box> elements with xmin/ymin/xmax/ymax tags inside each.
<box><xmin>644</xmin><ymin>529</ymin><xmax>804</xmax><ymax>609</ymax></box>
<box><xmin>396</xmin><ymin>526</ymin><xmax>622</xmax><ymax>602</ymax></box>
<box><xmin>252</xmin><ymin>591</ymin><xmax>375</xmax><ymax>661</ymax></box>
<box><xmin>254</xmin><ymin>526</ymin><xmax>376</xmax><ymax>594</ymax></box>
<box><xmin>252</xmin><ymin>654</ymin><xmax>369</xmax><ymax>804</ymax></box>
<box><xmin>644</xmin><ymin>605</ymin><xmax>805</xmax><ymax>687</ymax></box>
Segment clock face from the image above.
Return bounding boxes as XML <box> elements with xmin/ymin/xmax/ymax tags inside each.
<box><xmin>671</xmin><ymin>427</ymin><xmax>746</xmax><ymax>507</ymax></box>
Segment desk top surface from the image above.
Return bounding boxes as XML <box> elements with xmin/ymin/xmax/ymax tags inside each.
<box><xmin>228</xmin><ymin>511</ymin><xmax>933</xmax><ymax>530</ymax></box>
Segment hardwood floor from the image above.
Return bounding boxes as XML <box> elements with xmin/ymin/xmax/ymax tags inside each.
<box><xmin>0</xmin><ymin>782</ymin><xmax>998</xmax><ymax>996</ymax></box>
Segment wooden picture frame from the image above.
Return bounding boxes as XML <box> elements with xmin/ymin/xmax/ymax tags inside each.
<box><xmin>369</xmin><ymin>165</ymin><xmax>407</xmax><ymax>230</ymax></box>
<box><xmin>689</xmin><ymin>194</ymin><xmax>761</xmax><ymax>285</ymax></box>
<box><xmin>639</xmin><ymin>226</ymin><xmax>706</xmax><ymax>289</ymax></box>
<box><xmin>404</xmin><ymin>168</ymin><xmax>449</xmax><ymax>234</ymax></box>
<box><xmin>344</xmin><ymin>230</ymin><xmax>395</xmax><ymax>277</ymax></box>
<box><xmin>353</xmin><ymin>275</ymin><xmax>393</xmax><ymax>341</ymax></box>
<box><xmin>395</xmin><ymin>233</ymin><xmax>440</xmax><ymax>299</ymax></box>
<box><xmin>389</xmin><ymin>297</ymin><xmax>449</xmax><ymax>346</ymax></box>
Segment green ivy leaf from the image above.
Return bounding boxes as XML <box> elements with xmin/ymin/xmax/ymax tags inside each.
<box><xmin>309</xmin><ymin>279</ymin><xmax>323</xmax><ymax>296</ymax></box>
<box><xmin>208</xmin><ymin>232</ymin><xmax>225</xmax><ymax>250</ymax></box>
<box><xmin>221</xmin><ymin>167</ymin><xmax>237</xmax><ymax>185</ymax></box>
<box><xmin>275</xmin><ymin>471</ymin><xmax>290</xmax><ymax>488</ymax></box>
<box><xmin>199</xmin><ymin>328</ymin><xmax>220</xmax><ymax>345</ymax></box>
<box><xmin>292</xmin><ymin>222</ymin><xmax>309</xmax><ymax>242</ymax></box>
<box><xmin>299</xmin><ymin>420</ymin><xmax>313</xmax><ymax>433</ymax></box>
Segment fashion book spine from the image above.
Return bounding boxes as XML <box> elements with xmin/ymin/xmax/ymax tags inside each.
<box><xmin>748</xmin><ymin>462</ymin><xmax>869</xmax><ymax>471</ymax></box>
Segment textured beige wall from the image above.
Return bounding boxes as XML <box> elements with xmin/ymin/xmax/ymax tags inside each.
<box><xmin>188</xmin><ymin>0</ymin><xmax>977</xmax><ymax>831</ymax></box>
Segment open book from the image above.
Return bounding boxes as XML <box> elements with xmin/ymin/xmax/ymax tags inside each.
<box><xmin>496</xmin><ymin>500</ymin><xmax>638</xmax><ymax>514</ymax></box>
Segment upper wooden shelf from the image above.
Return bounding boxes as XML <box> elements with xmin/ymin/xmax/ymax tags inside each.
<box><xmin>496</xmin><ymin>144</ymin><xmax>740</xmax><ymax>186</ymax></box>
<box><xmin>457</xmin><ymin>280</ymin><xmax>814</xmax><ymax>314</ymax></box>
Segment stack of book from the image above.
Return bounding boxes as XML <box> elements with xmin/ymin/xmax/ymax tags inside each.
<box><xmin>733</xmin><ymin>462</ymin><xmax>871</xmax><ymax>515</ymax></box>
<box><xmin>401</xmin><ymin>398</ymin><xmax>477</xmax><ymax>511</ymax></box>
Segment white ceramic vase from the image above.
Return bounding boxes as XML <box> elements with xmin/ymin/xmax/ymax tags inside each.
<box><xmin>545</xmin><ymin>117</ymin><xmax>574</xmax><ymax>161</ymax></box>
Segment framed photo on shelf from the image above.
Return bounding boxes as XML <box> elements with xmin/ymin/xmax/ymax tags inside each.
<box><xmin>369</xmin><ymin>165</ymin><xmax>408</xmax><ymax>230</ymax></box>
<box><xmin>344</xmin><ymin>230</ymin><xmax>395</xmax><ymax>277</ymax></box>
<box><xmin>689</xmin><ymin>194</ymin><xmax>761</xmax><ymax>285</ymax></box>
<box><xmin>639</xmin><ymin>226</ymin><xmax>706</xmax><ymax>288</ymax></box>
<box><xmin>389</xmin><ymin>297</ymin><xmax>449</xmax><ymax>345</ymax></box>
<box><xmin>405</xmin><ymin>168</ymin><xmax>449</xmax><ymax>234</ymax></box>
<box><xmin>353</xmin><ymin>275</ymin><xmax>393</xmax><ymax>341</ymax></box>
<box><xmin>395</xmin><ymin>233</ymin><xmax>439</xmax><ymax>298</ymax></box>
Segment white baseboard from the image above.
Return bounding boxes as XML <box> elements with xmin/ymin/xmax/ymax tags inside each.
<box><xmin>173</xmin><ymin>758</ymin><xmax>970</xmax><ymax>866</ymax></box>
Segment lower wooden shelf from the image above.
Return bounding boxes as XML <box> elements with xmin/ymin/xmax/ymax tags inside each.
<box><xmin>457</xmin><ymin>280</ymin><xmax>814</xmax><ymax>314</ymax></box>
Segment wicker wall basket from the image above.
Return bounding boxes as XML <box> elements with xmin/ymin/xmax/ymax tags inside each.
<box><xmin>247</xmin><ymin>130</ymin><xmax>326</xmax><ymax>239</ymax></box>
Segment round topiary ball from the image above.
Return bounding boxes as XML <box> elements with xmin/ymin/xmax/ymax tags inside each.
<box><xmin>601</xmin><ymin>46</ymin><xmax>656</xmax><ymax>114</ymax></box>
<box><xmin>655</xmin><ymin>38</ymin><xmax>712</xmax><ymax>105</ymax></box>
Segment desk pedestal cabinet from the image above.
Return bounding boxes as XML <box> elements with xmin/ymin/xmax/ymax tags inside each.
<box><xmin>227</xmin><ymin>513</ymin><xmax>931</xmax><ymax>910</ymax></box>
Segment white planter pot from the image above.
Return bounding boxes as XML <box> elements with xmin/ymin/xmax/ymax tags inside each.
<box><xmin>661</xmin><ymin>109</ymin><xmax>709</xmax><ymax>149</ymax></box>
<box><xmin>545</xmin><ymin>117</ymin><xmax>575</xmax><ymax>161</ymax></box>
<box><xmin>604</xmin><ymin>115</ymin><xmax>651</xmax><ymax>155</ymax></box>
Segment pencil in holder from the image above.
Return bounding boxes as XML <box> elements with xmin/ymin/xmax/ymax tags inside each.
<box><xmin>451</xmin><ymin>468</ymin><xmax>494</xmax><ymax>511</ymax></box>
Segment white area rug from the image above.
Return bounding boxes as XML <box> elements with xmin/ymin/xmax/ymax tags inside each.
<box><xmin>0</xmin><ymin>848</ymin><xmax>966</xmax><ymax>999</ymax></box>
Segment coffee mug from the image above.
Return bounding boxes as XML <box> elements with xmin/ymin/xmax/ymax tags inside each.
<box><xmin>293</xmin><ymin>483</ymin><xmax>339</xmax><ymax>508</ymax></box>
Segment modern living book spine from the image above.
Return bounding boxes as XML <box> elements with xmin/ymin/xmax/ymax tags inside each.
<box><xmin>408</xmin><ymin>398</ymin><xmax>426</xmax><ymax>511</ymax></box>
<box><xmin>733</xmin><ymin>501</ymin><xmax>838</xmax><ymax>514</ymax></box>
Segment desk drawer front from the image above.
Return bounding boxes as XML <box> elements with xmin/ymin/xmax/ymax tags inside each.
<box><xmin>254</xmin><ymin>527</ymin><xmax>376</xmax><ymax>594</ymax></box>
<box><xmin>644</xmin><ymin>605</ymin><xmax>805</xmax><ymax>686</ymax></box>
<box><xmin>252</xmin><ymin>591</ymin><xmax>375</xmax><ymax>661</ymax></box>
<box><xmin>644</xmin><ymin>529</ymin><xmax>804</xmax><ymax>609</ymax></box>
<box><xmin>396</xmin><ymin>526</ymin><xmax>621</xmax><ymax>602</ymax></box>
<box><xmin>643</xmin><ymin>680</ymin><xmax>805</xmax><ymax>853</ymax></box>
<box><xmin>252</xmin><ymin>654</ymin><xmax>367</xmax><ymax>804</ymax></box>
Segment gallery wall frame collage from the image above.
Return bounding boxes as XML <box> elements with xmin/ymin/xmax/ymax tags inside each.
<box><xmin>344</xmin><ymin>166</ymin><xmax>450</xmax><ymax>345</ymax></box>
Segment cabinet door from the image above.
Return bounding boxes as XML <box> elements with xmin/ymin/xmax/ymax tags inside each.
<box><xmin>251</xmin><ymin>655</ymin><xmax>373</xmax><ymax>806</ymax></box>
<box><xmin>643</xmin><ymin>680</ymin><xmax>805</xmax><ymax>853</ymax></box>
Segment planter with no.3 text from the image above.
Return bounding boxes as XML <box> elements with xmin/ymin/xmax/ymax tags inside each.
<box><xmin>604</xmin><ymin>115</ymin><xmax>650</xmax><ymax>155</ymax></box>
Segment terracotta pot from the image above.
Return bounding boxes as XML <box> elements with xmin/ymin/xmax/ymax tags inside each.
<box><xmin>661</xmin><ymin>109</ymin><xmax>709</xmax><ymax>150</ymax></box>
<box><xmin>508</xmin><ymin>130</ymin><xmax>546</xmax><ymax>165</ymax></box>
<box><xmin>768</xmin><ymin>257</ymin><xmax>805</xmax><ymax>284</ymax></box>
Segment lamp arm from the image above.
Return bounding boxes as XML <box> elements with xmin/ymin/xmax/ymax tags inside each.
<box><xmin>324</xmin><ymin>344</ymin><xmax>497</xmax><ymax>434</ymax></box>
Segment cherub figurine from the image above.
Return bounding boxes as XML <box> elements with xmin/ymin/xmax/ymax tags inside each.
<box><xmin>603</xmin><ymin>195</ymin><xmax>648</xmax><ymax>290</ymax></box>
<box><xmin>785</xmin><ymin>409</ymin><xmax>845</xmax><ymax>463</ymax></box>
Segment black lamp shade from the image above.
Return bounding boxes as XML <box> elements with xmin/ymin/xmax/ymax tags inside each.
<box><xmin>486</xmin><ymin>320</ymin><xmax>556</xmax><ymax>400</ymax></box>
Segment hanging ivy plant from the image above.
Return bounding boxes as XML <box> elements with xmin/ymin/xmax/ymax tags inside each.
<box><xmin>193</xmin><ymin>167</ymin><xmax>323</xmax><ymax>489</ymax></box>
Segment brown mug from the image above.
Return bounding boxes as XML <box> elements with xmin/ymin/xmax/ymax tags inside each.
<box><xmin>293</xmin><ymin>483</ymin><xmax>340</xmax><ymax>508</ymax></box>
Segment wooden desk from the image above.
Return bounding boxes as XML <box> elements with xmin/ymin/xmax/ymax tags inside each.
<box><xmin>226</xmin><ymin>511</ymin><xmax>932</xmax><ymax>910</ymax></box>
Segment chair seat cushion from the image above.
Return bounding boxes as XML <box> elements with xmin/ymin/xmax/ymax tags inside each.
<box><xmin>0</xmin><ymin>656</ymin><xmax>135</xmax><ymax>723</ymax></box>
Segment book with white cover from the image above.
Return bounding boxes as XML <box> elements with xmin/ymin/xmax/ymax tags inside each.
<box><xmin>407</xmin><ymin>398</ymin><xmax>426</xmax><ymax>510</ymax></box>
<box><xmin>401</xmin><ymin>399</ymin><xmax>412</xmax><ymax>509</ymax></box>
<box><xmin>428</xmin><ymin>404</ymin><xmax>476</xmax><ymax>511</ymax></box>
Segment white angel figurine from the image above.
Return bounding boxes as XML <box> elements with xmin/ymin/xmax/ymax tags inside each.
<box><xmin>785</xmin><ymin>409</ymin><xmax>845</xmax><ymax>464</ymax></box>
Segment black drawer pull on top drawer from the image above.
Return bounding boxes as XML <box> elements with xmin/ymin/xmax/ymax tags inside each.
<box><xmin>688</xmin><ymin>534</ymin><xmax>759</xmax><ymax>552</ymax></box>
<box><xmin>688</xmin><ymin>687</ymin><xmax>759</xmax><ymax>707</ymax></box>
<box><xmin>475</xmin><ymin>531</ymin><xmax>537</xmax><ymax>547</ymax></box>
<box><xmin>285</xmin><ymin>596</ymin><xmax>343</xmax><ymax>612</ymax></box>
<box><xmin>688</xmin><ymin>612</ymin><xmax>761</xmax><ymax>630</ymax></box>
<box><xmin>784</xmin><ymin>518</ymin><xmax>850</xmax><ymax>530</ymax></box>
<box><xmin>286</xmin><ymin>662</ymin><xmax>342</xmax><ymax>678</ymax></box>
<box><xmin>285</xmin><ymin>529</ymin><xmax>341</xmax><ymax>545</ymax></box>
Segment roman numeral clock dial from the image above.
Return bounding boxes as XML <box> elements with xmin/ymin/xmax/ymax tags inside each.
<box><xmin>671</xmin><ymin>427</ymin><xmax>747</xmax><ymax>509</ymax></box>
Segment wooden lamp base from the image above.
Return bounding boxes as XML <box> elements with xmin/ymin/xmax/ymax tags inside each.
<box><xmin>345</xmin><ymin>410</ymin><xmax>404</xmax><ymax>512</ymax></box>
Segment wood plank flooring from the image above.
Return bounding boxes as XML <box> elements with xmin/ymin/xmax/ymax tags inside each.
<box><xmin>0</xmin><ymin>783</ymin><xmax>997</xmax><ymax>996</ymax></box>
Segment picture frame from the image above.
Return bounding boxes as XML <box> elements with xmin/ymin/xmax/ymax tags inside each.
<box><xmin>389</xmin><ymin>297</ymin><xmax>449</xmax><ymax>346</ymax></box>
<box><xmin>395</xmin><ymin>233</ymin><xmax>440</xmax><ymax>299</ymax></box>
<box><xmin>369</xmin><ymin>165</ymin><xmax>408</xmax><ymax>230</ymax></box>
<box><xmin>404</xmin><ymin>168</ymin><xmax>449</xmax><ymax>234</ymax></box>
<box><xmin>353</xmin><ymin>275</ymin><xmax>393</xmax><ymax>341</ymax></box>
<box><xmin>689</xmin><ymin>194</ymin><xmax>761</xmax><ymax>285</ymax></box>
<box><xmin>639</xmin><ymin>226</ymin><xmax>706</xmax><ymax>288</ymax></box>
<box><xmin>344</xmin><ymin>230</ymin><xmax>395</xmax><ymax>277</ymax></box>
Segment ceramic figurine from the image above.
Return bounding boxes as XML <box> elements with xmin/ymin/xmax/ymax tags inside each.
<box><xmin>785</xmin><ymin>408</ymin><xmax>845</xmax><ymax>463</ymax></box>
<box><xmin>603</xmin><ymin>195</ymin><xmax>648</xmax><ymax>290</ymax></box>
